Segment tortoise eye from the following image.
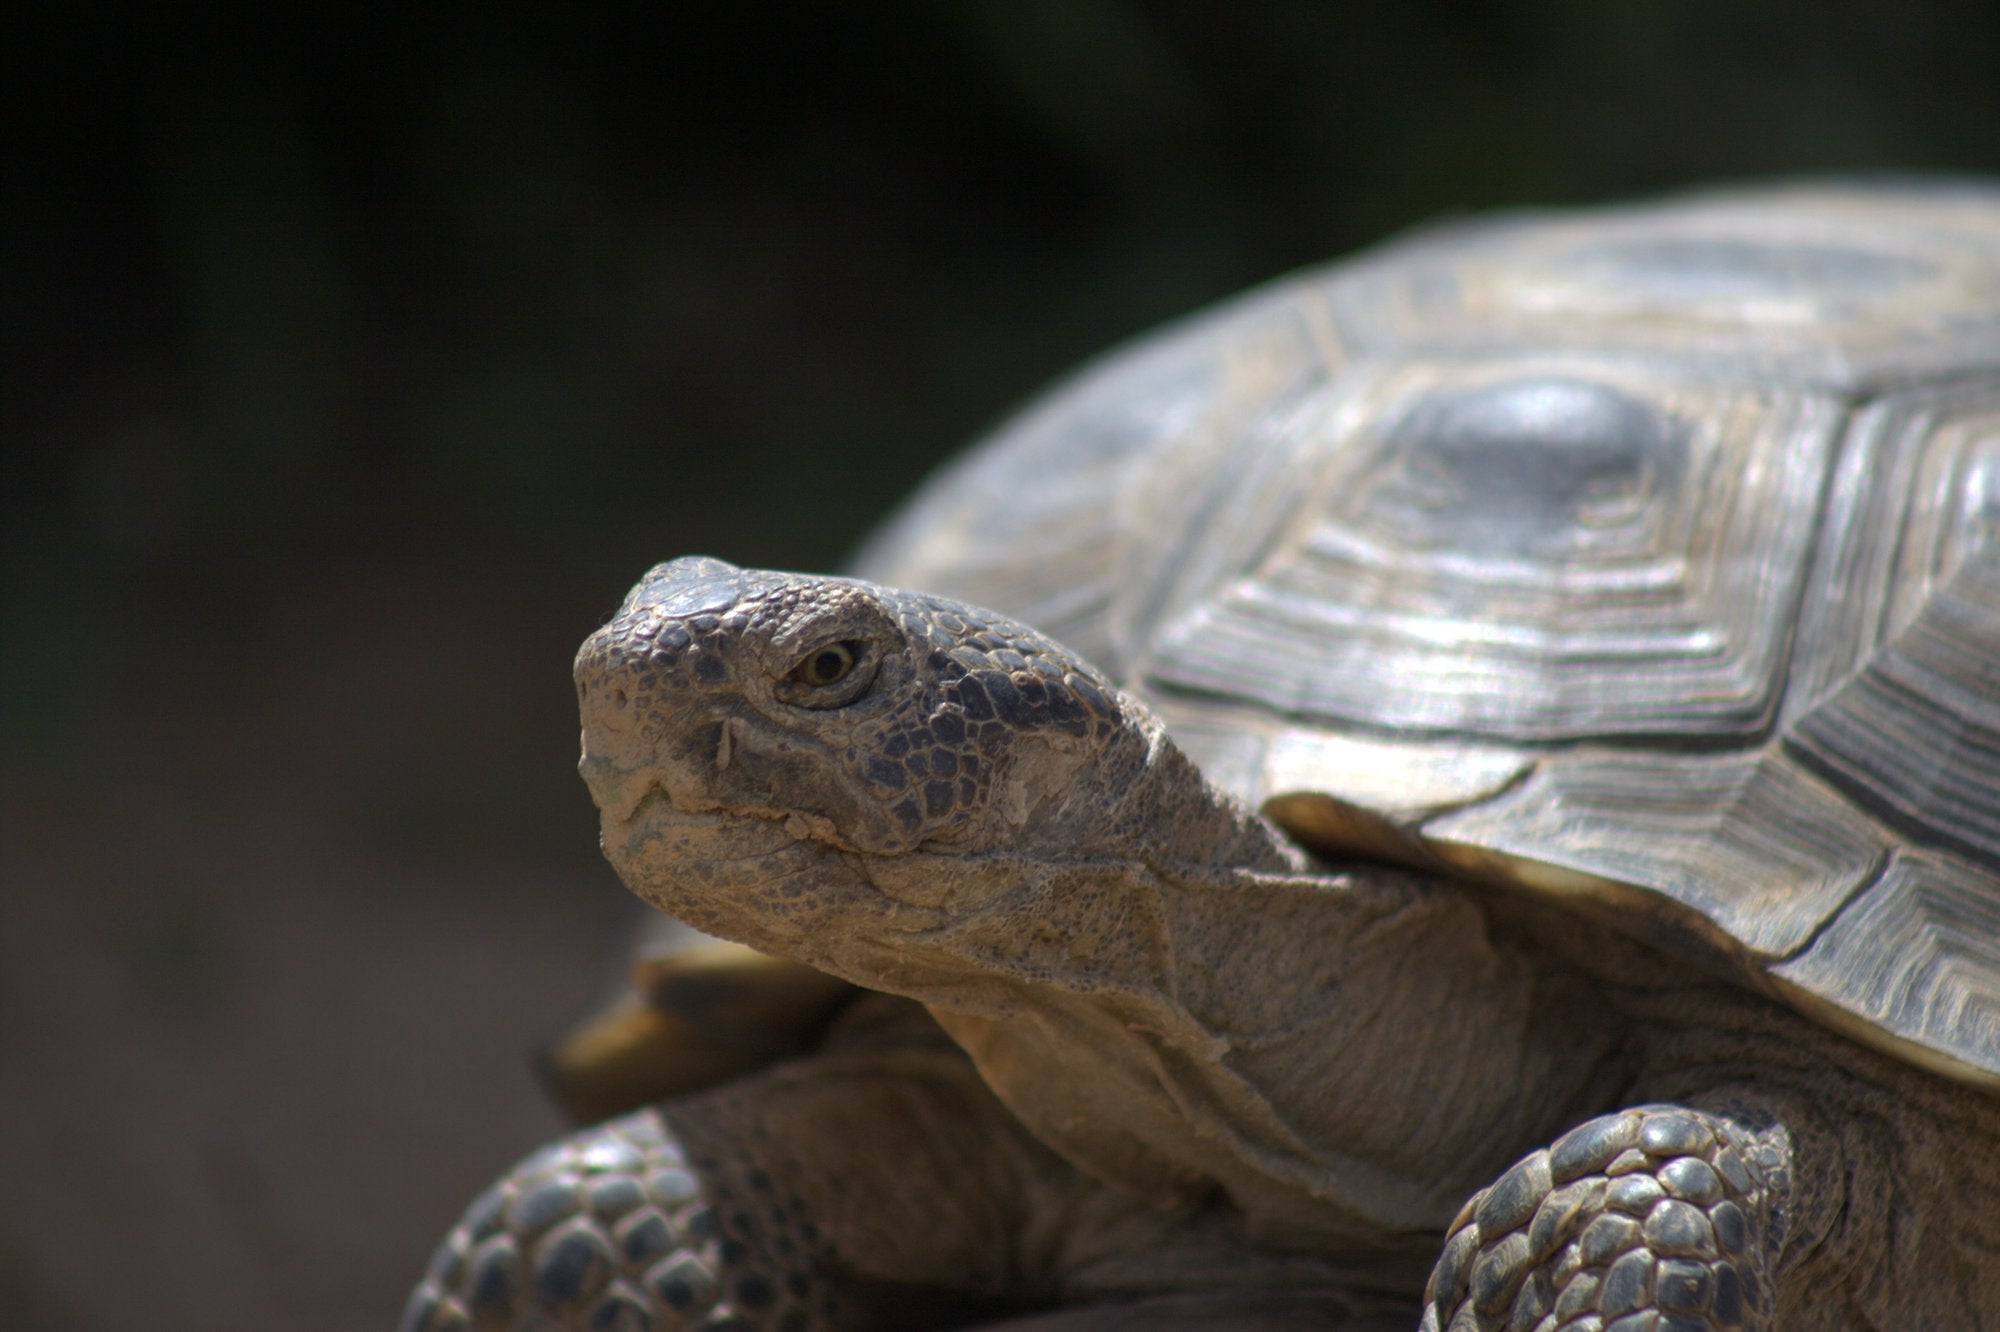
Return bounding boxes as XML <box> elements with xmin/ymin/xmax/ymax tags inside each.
<box><xmin>796</xmin><ymin>641</ymin><xmax>860</xmax><ymax>688</ymax></box>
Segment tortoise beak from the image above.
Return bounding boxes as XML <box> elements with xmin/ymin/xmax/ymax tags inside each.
<box><xmin>576</xmin><ymin>725</ymin><xmax>657</xmax><ymax>826</ymax></box>
<box><xmin>573</xmin><ymin>556</ymin><xmax>752</xmax><ymax>822</ymax></box>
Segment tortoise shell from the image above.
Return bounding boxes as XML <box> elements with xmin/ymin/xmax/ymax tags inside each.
<box><xmin>853</xmin><ymin>182</ymin><xmax>2000</xmax><ymax>1088</ymax></box>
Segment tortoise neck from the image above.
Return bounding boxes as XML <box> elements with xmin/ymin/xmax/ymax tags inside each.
<box><xmin>829</xmin><ymin>718</ymin><xmax>1628</xmax><ymax>1241</ymax></box>
<box><xmin>919</xmin><ymin>851</ymin><xmax>1629</xmax><ymax>1245</ymax></box>
<box><xmin>1046</xmin><ymin>716</ymin><xmax>1307</xmax><ymax>874</ymax></box>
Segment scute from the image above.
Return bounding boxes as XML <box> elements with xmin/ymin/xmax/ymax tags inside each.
<box><xmin>1421</xmin><ymin>747</ymin><xmax>1891</xmax><ymax>960</ymax></box>
<box><xmin>1140</xmin><ymin>358</ymin><xmax>1841</xmax><ymax>742</ymax></box>
<box><xmin>1315</xmin><ymin>182</ymin><xmax>2000</xmax><ymax>390</ymax></box>
<box><xmin>1771</xmin><ymin>849</ymin><xmax>2000</xmax><ymax>1088</ymax></box>
<box><xmin>855</xmin><ymin>182</ymin><xmax>2000</xmax><ymax>1085</ymax></box>
<box><xmin>858</xmin><ymin>276</ymin><xmax>1343</xmax><ymax>682</ymax></box>
<box><xmin>1368</xmin><ymin>376</ymin><xmax>1686</xmax><ymax>561</ymax></box>
<box><xmin>1784</xmin><ymin>381</ymin><xmax>2000</xmax><ymax>861</ymax></box>
<box><xmin>1562</xmin><ymin>235</ymin><xmax>1936</xmax><ymax>301</ymax></box>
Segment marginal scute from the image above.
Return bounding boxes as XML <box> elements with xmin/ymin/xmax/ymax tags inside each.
<box><xmin>1261</xmin><ymin>789</ymin><xmax>1438</xmax><ymax>869</ymax></box>
<box><xmin>544</xmin><ymin>933</ymin><xmax>859</xmax><ymax>1125</ymax></box>
<box><xmin>1422</xmin><ymin>749</ymin><xmax>1890</xmax><ymax>962</ymax></box>
<box><xmin>1251</xmin><ymin>722</ymin><xmax>1533</xmax><ymax>825</ymax></box>
<box><xmin>1770</xmin><ymin>848</ymin><xmax>2000</xmax><ymax>1087</ymax></box>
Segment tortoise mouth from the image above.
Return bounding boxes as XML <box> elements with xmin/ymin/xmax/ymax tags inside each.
<box><xmin>607</xmin><ymin>786</ymin><xmax>803</xmax><ymax>859</ymax></box>
<box><xmin>598</xmin><ymin>782</ymin><xmax>969</xmax><ymax>973</ymax></box>
<box><xmin>616</xmin><ymin>783</ymin><xmax>719</xmax><ymax>828</ymax></box>
<box><xmin>600</xmin><ymin>789</ymin><xmax>840</xmax><ymax>925</ymax></box>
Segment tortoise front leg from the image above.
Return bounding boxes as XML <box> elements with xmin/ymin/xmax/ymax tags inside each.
<box><xmin>404</xmin><ymin>996</ymin><xmax>1408</xmax><ymax>1332</ymax></box>
<box><xmin>1420</xmin><ymin>1103</ymin><xmax>1784</xmax><ymax>1332</ymax></box>
<box><xmin>402</xmin><ymin>996</ymin><xmax>1052</xmax><ymax>1332</ymax></box>
<box><xmin>404</xmin><ymin>1104</ymin><xmax>824</xmax><ymax>1331</ymax></box>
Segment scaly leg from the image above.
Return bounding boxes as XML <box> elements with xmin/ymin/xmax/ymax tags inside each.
<box><xmin>1420</xmin><ymin>1103</ymin><xmax>1784</xmax><ymax>1332</ymax></box>
<box><xmin>405</xmin><ymin>997</ymin><xmax>1408</xmax><ymax>1332</ymax></box>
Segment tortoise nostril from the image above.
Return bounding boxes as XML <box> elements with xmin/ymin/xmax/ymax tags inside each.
<box><xmin>610</xmin><ymin>687</ymin><xmax>629</xmax><ymax>710</ymax></box>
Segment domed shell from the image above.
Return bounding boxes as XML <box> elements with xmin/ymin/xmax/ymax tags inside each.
<box><xmin>856</xmin><ymin>182</ymin><xmax>2000</xmax><ymax>1089</ymax></box>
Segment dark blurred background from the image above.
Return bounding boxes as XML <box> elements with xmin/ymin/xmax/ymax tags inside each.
<box><xmin>5</xmin><ymin>5</ymin><xmax>1999</xmax><ymax>1328</ymax></box>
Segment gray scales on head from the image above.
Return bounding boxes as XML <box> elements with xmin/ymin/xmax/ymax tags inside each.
<box><xmin>406</xmin><ymin>183</ymin><xmax>2000</xmax><ymax>1332</ymax></box>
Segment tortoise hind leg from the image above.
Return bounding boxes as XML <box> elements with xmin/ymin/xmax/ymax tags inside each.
<box><xmin>1421</xmin><ymin>1103</ymin><xmax>1783</xmax><ymax>1332</ymax></box>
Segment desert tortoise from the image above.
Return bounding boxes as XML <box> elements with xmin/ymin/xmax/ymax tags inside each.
<box><xmin>406</xmin><ymin>183</ymin><xmax>2000</xmax><ymax>1332</ymax></box>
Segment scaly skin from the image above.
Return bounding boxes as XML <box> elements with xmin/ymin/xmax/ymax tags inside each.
<box><xmin>1420</xmin><ymin>1104</ymin><xmax>1783</xmax><ymax>1332</ymax></box>
<box><xmin>406</xmin><ymin>997</ymin><xmax>1413</xmax><ymax>1331</ymax></box>
<box><xmin>411</xmin><ymin>559</ymin><xmax>2000</xmax><ymax>1330</ymax></box>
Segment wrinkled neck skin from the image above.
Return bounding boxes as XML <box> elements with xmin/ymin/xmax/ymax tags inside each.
<box><xmin>607</xmin><ymin>715</ymin><xmax>1624</xmax><ymax>1263</ymax></box>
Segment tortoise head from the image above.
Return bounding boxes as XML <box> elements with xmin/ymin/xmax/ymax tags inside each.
<box><xmin>573</xmin><ymin>556</ymin><xmax>1155</xmax><ymax>955</ymax></box>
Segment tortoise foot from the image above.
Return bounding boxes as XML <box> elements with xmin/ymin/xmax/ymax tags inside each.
<box><xmin>403</xmin><ymin>1107</ymin><xmax>838</xmax><ymax>1332</ymax></box>
<box><xmin>1421</xmin><ymin>1106</ymin><xmax>1778</xmax><ymax>1332</ymax></box>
